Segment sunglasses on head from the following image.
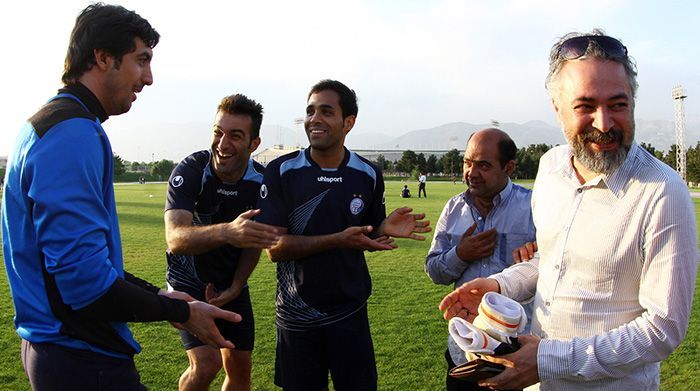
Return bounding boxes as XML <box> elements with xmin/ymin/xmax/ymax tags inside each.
<box><xmin>559</xmin><ymin>35</ymin><xmax>628</xmax><ymax>60</ymax></box>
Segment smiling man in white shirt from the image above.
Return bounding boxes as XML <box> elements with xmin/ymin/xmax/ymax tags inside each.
<box><xmin>439</xmin><ymin>30</ymin><xmax>699</xmax><ymax>390</ymax></box>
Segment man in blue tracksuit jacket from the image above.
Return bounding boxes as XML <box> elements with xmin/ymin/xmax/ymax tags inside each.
<box><xmin>1</xmin><ymin>4</ymin><xmax>239</xmax><ymax>390</ymax></box>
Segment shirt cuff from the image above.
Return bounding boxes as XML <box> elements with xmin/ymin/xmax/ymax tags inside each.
<box><xmin>445</xmin><ymin>246</ymin><xmax>469</xmax><ymax>275</ymax></box>
<box><xmin>537</xmin><ymin>338</ymin><xmax>573</xmax><ymax>380</ymax></box>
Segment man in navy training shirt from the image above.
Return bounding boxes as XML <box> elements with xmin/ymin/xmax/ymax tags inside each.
<box><xmin>257</xmin><ymin>79</ymin><xmax>431</xmax><ymax>391</ymax></box>
<box><xmin>425</xmin><ymin>128</ymin><xmax>535</xmax><ymax>391</ymax></box>
<box><xmin>1</xmin><ymin>4</ymin><xmax>239</xmax><ymax>390</ymax></box>
<box><xmin>165</xmin><ymin>94</ymin><xmax>280</xmax><ymax>391</ymax></box>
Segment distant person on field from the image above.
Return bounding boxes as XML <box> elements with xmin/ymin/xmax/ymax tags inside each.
<box><xmin>426</xmin><ymin>128</ymin><xmax>535</xmax><ymax>391</ymax></box>
<box><xmin>0</xmin><ymin>4</ymin><xmax>240</xmax><ymax>390</ymax></box>
<box><xmin>401</xmin><ymin>184</ymin><xmax>411</xmax><ymax>198</ymax></box>
<box><xmin>256</xmin><ymin>79</ymin><xmax>431</xmax><ymax>391</ymax></box>
<box><xmin>440</xmin><ymin>30</ymin><xmax>699</xmax><ymax>390</ymax></box>
<box><xmin>164</xmin><ymin>94</ymin><xmax>280</xmax><ymax>391</ymax></box>
<box><xmin>418</xmin><ymin>172</ymin><xmax>427</xmax><ymax>197</ymax></box>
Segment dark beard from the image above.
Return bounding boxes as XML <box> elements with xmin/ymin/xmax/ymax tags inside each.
<box><xmin>570</xmin><ymin>128</ymin><xmax>630</xmax><ymax>175</ymax></box>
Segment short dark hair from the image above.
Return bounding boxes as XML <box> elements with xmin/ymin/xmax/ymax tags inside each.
<box><xmin>62</xmin><ymin>3</ymin><xmax>159</xmax><ymax>85</ymax></box>
<box><xmin>497</xmin><ymin>135</ymin><xmax>517</xmax><ymax>168</ymax></box>
<box><xmin>308</xmin><ymin>79</ymin><xmax>358</xmax><ymax>119</ymax></box>
<box><xmin>217</xmin><ymin>94</ymin><xmax>264</xmax><ymax>139</ymax></box>
<box><xmin>466</xmin><ymin>128</ymin><xmax>517</xmax><ymax>168</ymax></box>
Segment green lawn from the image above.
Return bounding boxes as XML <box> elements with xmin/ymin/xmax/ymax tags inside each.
<box><xmin>0</xmin><ymin>181</ymin><xmax>699</xmax><ymax>390</ymax></box>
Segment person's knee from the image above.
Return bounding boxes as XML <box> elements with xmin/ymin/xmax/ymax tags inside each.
<box><xmin>187</xmin><ymin>349</ymin><xmax>222</xmax><ymax>383</ymax></box>
<box><xmin>194</xmin><ymin>360</ymin><xmax>222</xmax><ymax>381</ymax></box>
<box><xmin>223</xmin><ymin>349</ymin><xmax>252</xmax><ymax>376</ymax></box>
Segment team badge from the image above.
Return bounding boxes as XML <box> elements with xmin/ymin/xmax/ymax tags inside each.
<box><xmin>171</xmin><ymin>175</ymin><xmax>184</xmax><ymax>188</ymax></box>
<box><xmin>350</xmin><ymin>197</ymin><xmax>364</xmax><ymax>215</ymax></box>
<box><xmin>260</xmin><ymin>184</ymin><xmax>268</xmax><ymax>199</ymax></box>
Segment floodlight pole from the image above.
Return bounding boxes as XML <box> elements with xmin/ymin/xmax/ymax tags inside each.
<box><xmin>672</xmin><ymin>85</ymin><xmax>688</xmax><ymax>182</ymax></box>
<box><xmin>294</xmin><ymin>117</ymin><xmax>304</xmax><ymax>147</ymax></box>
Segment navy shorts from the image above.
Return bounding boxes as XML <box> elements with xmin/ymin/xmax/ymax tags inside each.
<box><xmin>274</xmin><ymin>304</ymin><xmax>377</xmax><ymax>391</ymax></box>
<box><xmin>21</xmin><ymin>339</ymin><xmax>145</xmax><ymax>391</ymax></box>
<box><xmin>178</xmin><ymin>285</ymin><xmax>255</xmax><ymax>351</ymax></box>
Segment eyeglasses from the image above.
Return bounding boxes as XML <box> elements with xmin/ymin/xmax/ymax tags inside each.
<box><xmin>559</xmin><ymin>35</ymin><xmax>628</xmax><ymax>60</ymax></box>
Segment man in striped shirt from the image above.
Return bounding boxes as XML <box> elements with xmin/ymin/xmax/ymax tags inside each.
<box><xmin>440</xmin><ymin>30</ymin><xmax>699</xmax><ymax>390</ymax></box>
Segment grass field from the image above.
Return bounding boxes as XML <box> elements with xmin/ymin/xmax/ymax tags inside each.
<box><xmin>1</xmin><ymin>180</ymin><xmax>699</xmax><ymax>390</ymax></box>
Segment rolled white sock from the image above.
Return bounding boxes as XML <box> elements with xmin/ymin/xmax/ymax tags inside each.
<box><xmin>448</xmin><ymin>317</ymin><xmax>502</xmax><ymax>355</ymax></box>
<box><xmin>472</xmin><ymin>292</ymin><xmax>527</xmax><ymax>342</ymax></box>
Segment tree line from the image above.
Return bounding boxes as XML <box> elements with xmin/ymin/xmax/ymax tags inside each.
<box><xmin>113</xmin><ymin>154</ymin><xmax>175</xmax><ymax>182</ymax></box>
<box><xmin>108</xmin><ymin>142</ymin><xmax>700</xmax><ymax>183</ymax></box>
<box><xmin>370</xmin><ymin>142</ymin><xmax>700</xmax><ymax>182</ymax></box>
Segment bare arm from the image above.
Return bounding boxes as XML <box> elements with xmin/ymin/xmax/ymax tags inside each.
<box><xmin>165</xmin><ymin>209</ymin><xmax>280</xmax><ymax>255</ymax></box>
<box><xmin>206</xmin><ymin>247</ymin><xmax>262</xmax><ymax>307</ymax></box>
<box><xmin>266</xmin><ymin>225</ymin><xmax>395</xmax><ymax>262</ymax></box>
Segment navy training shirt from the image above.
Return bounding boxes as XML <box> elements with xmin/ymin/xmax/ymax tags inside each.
<box><xmin>165</xmin><ymin>151</ymin><xmax>264</xmax><ymax>292</ymax></box>
<box><xmin>257</xmin><ymin>148</ymin><xmax>386</xmax><ymax>330</ymax></box>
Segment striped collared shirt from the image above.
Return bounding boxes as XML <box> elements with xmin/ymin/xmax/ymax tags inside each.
<box><xmin>493</xmin><ymin>143</ymin><xmax>699</xmax><ymax>390</ymax></box>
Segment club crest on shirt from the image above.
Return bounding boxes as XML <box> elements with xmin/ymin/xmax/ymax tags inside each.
<box><xmin>260</xmin><ymin>184</ymin><xmax>268</xmax><ymax>199</ymax></box>
<box><xmin>171</xmin><ymin>175</ymin><xmax>184</xmax><ymax>188</ymax></box>
<box><xmin>350</xmin><ymin>197</ymin><xmax>364</xmax><ymax>215</ymax></box>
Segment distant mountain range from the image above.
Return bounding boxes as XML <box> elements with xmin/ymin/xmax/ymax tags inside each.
<box><xmin>259</xmin><ymin>119</ymin><xmax>699</xmax><ymax>153</ymax></box>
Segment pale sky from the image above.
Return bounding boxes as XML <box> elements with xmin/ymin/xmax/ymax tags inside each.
<box><xmin>1</xmin><ymin>0</ymin><xmax>698</xmax><ymax>162</ymax></box>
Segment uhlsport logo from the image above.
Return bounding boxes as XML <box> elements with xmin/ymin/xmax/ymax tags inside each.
<box><xmin>349</xmin><ymin>197</ymin><xmax>364</xmax><ymax>215</ymax></box>
<box><xmin>217</xmin><ymin>188</ymin><xmax>238</xmax><ymax>197</ymax></box>
<box><xmin>171</xmin><ymin>175</ymin><xmax>184</xmax><ymax>188</ymax></box>
<box><xmin>317</xmin><ymin>176</ymin><xmax>343</xmax><ymax>183</ymax></box>
<box><xmin>260</xmin><ymin>184</ymin><xmax>268</xmax><ymax>199</ymax></box>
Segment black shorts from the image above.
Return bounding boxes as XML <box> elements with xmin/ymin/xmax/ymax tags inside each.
<box><xmin>178</xmin><ymin>285</ymin><xmax>255</xmax><ymax>351</ymax></box>
<box><xmin>21</xmin><ymin>339</ymin><xmax>145</xmax><ymax>391</ymax></box>
<box><xmin>274</xmin><ymin>304</ymin><xmax>377</xmax><ymax>391</ymax></box>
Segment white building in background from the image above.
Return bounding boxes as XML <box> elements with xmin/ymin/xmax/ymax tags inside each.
<box><xmin>0</xmin><ymin>156</ymin><xmax>7</xmax><ymax>170</ymax></box>
<box><xmin>253</xmin><ymin>145</ymin><xmax>302</xmax><ymax>166</ymax></box>
<box><xmin>253</xmin><ymin>146</ymin><xmax>451</xmax><ymax>167</ymax></box>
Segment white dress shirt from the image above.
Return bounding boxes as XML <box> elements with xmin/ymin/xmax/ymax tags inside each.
<box><xmin>493</xmin><ymin>143</ymin><xmax>699</xmax><ymax>390</ymax></box>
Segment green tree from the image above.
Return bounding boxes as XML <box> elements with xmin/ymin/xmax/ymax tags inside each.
<box><xmin>640</xmin><ymin>142</ymin><xmax>664</xmax><ymax>160</ymax></box>
<box><xmin>514</xmin><ymin>143</ymin><xmax>551</xmax><ymax>179</ymax></box>
<box><xmin>663</xmin><ymin>144</ymin><xmax>678</xmax><ymax>169</ymax></box>
<box><xmin>686</xmin><ymin>142</ymin><xmax>700</xmax><ymax>183</ymax></box>
<box><xmin>440</xmin><ymin>149</ymin><xmax>463</xmax><ymax>176</ymax></box>
<box><xmin>113</xmin><ymin>153</ymin><xmax>126</xmax><ymax>177</ymax></box>
<box><xmin>396</xmin><ymin>150</ymin><xmax>418</xmax><ymax>174</ymax></box>
<box><xmin>151</xmin><ymin>159</ymin><xmax>176</xmax><ymax>181</ymax></box>
<box><xmin>374</xmin><ymin>154</ymin><xmax>393</xmax><ymax>172</ymax></box>
<box><xmin>426</xmin><ymin>154</ymin><xmax>438</xmax><ymax>174</ymax></box>
<box><xmin>416</xmin><ymin>153</ymin><xmax>427</xmax><ymax>173</ymax></box>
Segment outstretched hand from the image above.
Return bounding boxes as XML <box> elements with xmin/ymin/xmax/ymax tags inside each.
<box><xmin>373</xmin><ymin>235</ymin><xmax>397</xmax><ymax>249</ymax></box>
<box><xmin>383</xmin><ymin>206</ymin><xmax>431</xmax><ymax>240</ymax></box>
<box><xmin>438</xmin><ymin>277</ymin><xmax>499</xmax><ymax>321</ymax></box>
<box><xmin>182</xmin><ymin>301</ymin><xmax>242</xmax><ymax>349</ymax></box>
<box><xmin>227</xmin><ymin>209</ymin><xmax>281</xmax><ymax>249</ymax></box>
<box><xmin>338</xmin><ymin>226</ymin><xmax>396</xmax><ymax>251</ymax></box>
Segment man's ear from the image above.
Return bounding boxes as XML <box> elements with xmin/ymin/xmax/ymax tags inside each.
<box><xmin>343</xmin><ymin>115</ymin><xmax>356</xmax><ymax>134</ymax></box>
<box><xmin>248</xmin><ymin>136</ymin><xmax>261</xmax><ymax>153</ymax></box>
<box><xmin>504</xmin><ymin>160</ymin><xmax>515</xmax><ymax>176</ymax></box>
<box><xmin>93</xmin><ymin>49</ymin><xmax>114</xmax><ymax>71</ymax></box>
<box><xmin>551</xmin><ymin>96</ymin><xmax>561</xmax><ymax>115</ymax></box>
